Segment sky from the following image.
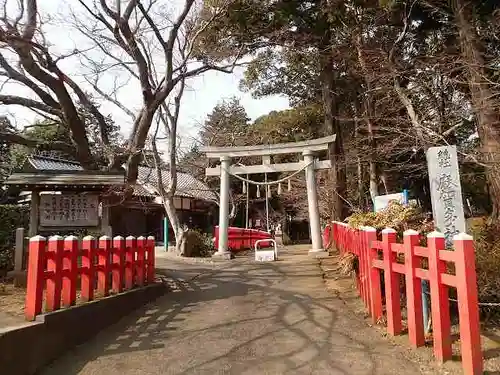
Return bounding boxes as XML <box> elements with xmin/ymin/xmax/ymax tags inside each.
<box><xmin>0</xmin><ymin>0</ymin><xmax>290</xmax><ymax>153</ymax></box>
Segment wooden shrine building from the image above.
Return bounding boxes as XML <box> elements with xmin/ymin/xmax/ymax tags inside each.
<box><xmin>4</xmin><ymin>155</ymin><xmax>218</xmax><ymax>241</ymax></box>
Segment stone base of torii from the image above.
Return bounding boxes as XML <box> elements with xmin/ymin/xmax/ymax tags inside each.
<box><xmin>201</xmin><ymin>135</ymin><xmax>336</xmax><ymax>259</ymax></box>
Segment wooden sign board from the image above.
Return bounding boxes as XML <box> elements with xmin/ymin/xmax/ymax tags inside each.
<box><xmin>40</xmin><ymin>194</ymin><xmax>99</xmax><ymax>227</ymax></box>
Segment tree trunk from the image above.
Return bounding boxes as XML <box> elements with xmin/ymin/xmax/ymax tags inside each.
<box><xmin>163</xmin><ymin>196</ymin><xmax>187</xmax><ymax>255</ymax></box>
<box><xmin>353</xmin><ymin>102</ymin><xmax>364</xmax><ymax>209</ymax></box>
<box><xmin>355</xmin><ymin>33</ymin><xmax>379</xmax><ymax>203</ymax></box>
<box><xmin>321</xmin><ymin>42</ymin><xmax>347</xmax><ymax>220</ymax></box>
<box><xmin>454</xmin><ymin>0</ymin><xmax>500</xmax><ymax>220</ymax></box>
<box><xmin>126</xmin><ymin>108</ymin><xmax>156</xmax><ymax>184</ymax></box>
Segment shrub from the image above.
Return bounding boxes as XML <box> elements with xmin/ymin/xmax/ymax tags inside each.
<box><xmin>0</xmin><ymin>205</ymin><xmax>29</xmax><ymax>273</ymax></box>
<box><xmin>468</xmin><ymin>219</ymin><xmax>500</xmax><ymax>305</ymax></box>
<box><xmin>183</xmin><ymin>229</ymin><xmax>215</xmax><ymax>258</ymax></box>
<box><xmin>346</xmin><ymin>201</ymin><xmax>434</xmax><ymax>236</ymax></box>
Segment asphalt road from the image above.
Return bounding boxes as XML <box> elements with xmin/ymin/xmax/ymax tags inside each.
<box><xmin>40</xmin><ymin>247</ymin><xmax>436</xmax><ymax>375</ymax></box>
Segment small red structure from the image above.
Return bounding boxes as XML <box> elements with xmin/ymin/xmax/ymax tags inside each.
<box><xmin>213</xmin><ymin>226</ymin><xmax>272</xmax><ymax>251</ymax></box>
<box><xmin>327</xmin><ymin>222</ymin><xmax>482</xmax><ymax>375</ymax></box>
<box><xmin>25</xmin><ymin>235</ymin><xmax>156</xmax><ymax>321</ymax></box>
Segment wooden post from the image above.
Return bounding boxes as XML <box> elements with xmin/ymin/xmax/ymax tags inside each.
<box><xmin>358</xmin><ymin>228</ymin><xmax>367</xmax><ymax>307</ymax></box>
<box><xmin>382</xmin><ymin>228</ymin><xmax>402</xmax><ymax>336</ymax></box>
<box><xmin>136</xmin><ymin>236</ymin><xmax>146</xmax><ymax>286</ymax></box>
<box><xmin>112</xmin><ymin>236</ymin><xmax>125</xmax><ymax>293</ymax></box>
<box><xmin>365</xmin><ymin>227</ymin><xmax>381</xmax><ymax>323</ymax></box>
<box><xmin>146</xmin><ymin>236</ymin><xmax>155</xmax><ymax>283</ymax></box>
<box><xmin>454</xmin><ymin>233</ymin><xmax>483</xmax><ymax>375</ymax></box>
<box><xmin>361</xmin><ymin>229</ymin><xmax>370</xmax><ymax>309</ymax></box>
<box><xmin>14</xmin><ymin>227</ymin><xmax>25</xmax><ymax>272</ymax></box>
<box><xmin>28</xmin><ymin>190</ymin><xmax>40</xmax><ymax>237</ymax></box>
<box><xmin>427</xmin><ymin>231</ymin><xmax>452</xmax><ymax>363</ymax></box>
<box><xmin>46</xmin><ymin>236</ymin><xmax>63</xmax><ymax>312</ymax></box>
<box><xmin>100</xmin><ymin>199</ymin><xmax>112</xmax><ymax>237</ymax></box>
<box><xmin>98</xmin><ymin>236</ymin><xmax>111</xmax><ymax>296</ymax></box>
<box><xmin>404</xmin><ymin>229</ymin><xmax>425</xmax><ymax>348</ymax></box>
<box><xmin>81</xmin><ymin>236</ymin><xmax>96</xmax><ymax>302</ymax></box>
<box><xmin>25</xmin><ymin>236</ymin><xmax>46</xmax><ymax>321</ymax></box>
<box><xmin>62</xmin><ymin>236</ymin><xmax>78</xmax><ymax>307</ymax></box>
<box><xmin>125</xmin><ymin>236</ymin><xmax>136</xmax><ymax>290</ymax></box>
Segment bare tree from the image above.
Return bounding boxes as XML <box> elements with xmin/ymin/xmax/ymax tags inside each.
<box><xmin>0</xmin><ymin>0</ymin><xmax>242</xmax><ymax>253</ymax></box>
<box><xmin>0</xmin><ymin>0</ymin><xmax>241</xmax><ymax>182</ymax></box>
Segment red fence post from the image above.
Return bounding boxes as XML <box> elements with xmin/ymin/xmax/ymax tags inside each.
<box><xmin>340</xmin><ymin>223</ymin><xmax>346</xmax><ymax>254</ymax></box>
<box><xmin>427</xmin><ymin>231</ymin><xmax>452</xmax><ymax>363</ymax></box>
<box><xmin>362</xmin><ymin>229</ymin><xmax>371</xmax><ymax>311</ymax></box>
<box><xmin>454</xmin><ymin>233</ymin><xmax>483</xmax><ymax>375</ymax></box>
<box><xmin>359</xmin><ymin>227</ymin><xmax>368</xmax><ymax>308</ymax></box>
<box><xmin>337</xmin><ymin>223</ymin><xmax>343</xmax><ymax>254</ymax></box>
<box><xmin>62</xmin><ymin>236</ymin><xmax>78</xmax><ymax>308</ymax></box>
<box><xmin>98</xmin><ymin>236</ymin><xmax>111</xmax><ymax>296</ymax></box>
<box><xmin>147</xmin><ymin>236</ymin><xmax>155</xmax><ymax>283</ymax></box>
<box><xmin>112</xmin><ymin>236</ymin><xmax>125</xmax><ymax>293</ymax></box>
<box><xmin>365</xmin><ymin>227</ymin><xmax>381</xmax><ymax>324</ymax></box>
<box><xmin>81</xmin><ymin>236</ymin><xmax>96</xmax><ymax>302</ymax></box>
<box><xmin>125</xmin><ymin>236</ymin><xmax>136</xmax><ymax>290</ymax></box>
<box><xmin>46</xmin><ymin>235</ymin><xmax>63</xmax><ymax>312</ymax></box>
<box><xmin>25</xmin><ymin>236</ymin><xmax>46</xmax><ymax>321</ymax></box>
<box><xmin>382</xmin><ymin>228</ymin><xmax>402</xmax><ymax>336</ymax></box>
<box><xmin>404</xmin><ymin>229</ymin><xmax>425</xmax><ymax>348</ymax></box>
<box><xmin>136</xmin><ymin>236</ymin><xmax>146</xmax><ymax>286</ymax></box>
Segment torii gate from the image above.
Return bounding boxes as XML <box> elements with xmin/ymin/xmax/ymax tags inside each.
<box><xmin>201</xmin><ymin>135</ymin><xmax>336</xmax><ymax>259</ymax></box>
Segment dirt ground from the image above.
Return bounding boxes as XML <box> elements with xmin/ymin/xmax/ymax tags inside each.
<box><xmin>0</xmin><ymin>282</ymin><xmax>27</xmax><ymax>327</ymax></box>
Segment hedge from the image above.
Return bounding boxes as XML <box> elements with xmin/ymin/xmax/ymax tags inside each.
<box><xmin>0</xmin><ymin>205</ymin><xmax>29</xmax><ymax>273</ymax></box>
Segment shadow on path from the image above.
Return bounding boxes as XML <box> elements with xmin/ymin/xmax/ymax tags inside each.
<box><xmin>40</xmin><ymin>252</ymin><xmax>430</xmax><ymax>375</ymax></box>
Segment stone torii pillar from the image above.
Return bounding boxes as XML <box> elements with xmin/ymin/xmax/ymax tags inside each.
<box><xmin>217</xmin><ymin>156</ymin><xmax>232</xmax><ymax>259</ymax></box>
<box><xmin>303</xmin><ymin>150</ymin><xmax>323</xmax><ymax>254</ymax></box>
<box><xmin>201</xmin><ymin>134</ymin><xmax>336</xmax><ymax>259</ymax></box>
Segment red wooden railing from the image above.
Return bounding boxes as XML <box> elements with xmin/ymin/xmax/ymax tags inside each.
<box><xmin>214</xmin><ymin>226</ymin><xmax>272</xmax><ymax>251</ymax></box>
<box><xmin>25</xmin><ymin>235</ymin><xmax>156</xmax><ymax>321</ymax></box>
<box><xmin>327</xmin><ymin>222</ymin><xmax>482</xmax><ymax>375</ymax></box>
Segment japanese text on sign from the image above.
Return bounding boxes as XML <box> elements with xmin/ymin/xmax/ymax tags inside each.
<box><xmin>40</xmin><ymin>194</ymin><xmax>99</xmax><ymax>227</ymax></box>
<box><xmin>427</xmin><ymin>146</ymin><xmax>466</xmax><ymax>246</ymax></box>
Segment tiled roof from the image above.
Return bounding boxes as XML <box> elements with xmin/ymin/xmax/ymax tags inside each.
<box><xmin>23</xmin><ymin>155</ymin><xmax>216</xmax><ymax>202</ymax></box>
<box><xmin>27</xmin><ymin>156</ymin><xmax>84</xmax><ymax>171</ymax></box>
<box><xmin>137</xmin><ymin>166</ymin><xmax>217</xmax><ymax>202</ymax></box>
<box><xmin>131</xmin><ymin>183</ymin><xmax>156</xmax><ymax>198</ymax></box>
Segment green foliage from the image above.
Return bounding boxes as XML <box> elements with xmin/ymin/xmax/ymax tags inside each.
<box><xmin>0</xmin><ymin>205</ymin><xmax>29</xmax><ymax>272</ymax></box>
<box><xmin>183</xmin><ymin>229</ymin><xmax>215</xmax><ymax>258</ymax></box>
<box><xmin>199</xmin><ymin>97</ymin><xmax>250</xmax><ymax>147</ymax></box>
<box><xmin>9</xmin><ymin>120</ymin><xmax>69</xmax><ymax>171</ymax></box>
<box><xmin>241</xmin><ymin>48</ymin><xmax>321</xmax><ymax>106</ymax></box>
<box><xmin>252</xmin><ymin>104</ymin><xmax>323</xmax><ymax>144</ymax></box>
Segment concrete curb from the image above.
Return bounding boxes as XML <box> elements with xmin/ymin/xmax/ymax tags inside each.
<box><xmin>0</xmin><ymin>282</ymin><xmax>167</xmax><ymax>375</ymax></box>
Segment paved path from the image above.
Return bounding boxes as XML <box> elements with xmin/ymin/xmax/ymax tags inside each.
<box><xmin>41</xmin><ymin>247</ymin><xmax>434</xmax><ymax>375</ymax></box>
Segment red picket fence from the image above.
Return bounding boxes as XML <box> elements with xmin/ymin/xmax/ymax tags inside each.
<box><xmin>214</xmin><ymin>226</ymin><xmax>272</xmax><ymax>251</ymax></box>
<box><xmin>25</xmin><ymin>235</ymin><xmax>156</xmax><ymax>321</ymax></box>
<box><xmin>327</xmin><ymin>222</ymin><xmax>482</xmax><ymax>375</ymax></box>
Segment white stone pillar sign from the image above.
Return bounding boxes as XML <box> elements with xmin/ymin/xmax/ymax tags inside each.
<box><xmin>426</xmin><ymin>145</ymin><xmax>466</xmax><ymax>246</ymax></box>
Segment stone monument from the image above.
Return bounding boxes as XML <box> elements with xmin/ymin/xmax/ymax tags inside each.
<box><xmin>426</xmin><ymin>145</ymin><xmax>466</xmax><ymax>246</ymax></box>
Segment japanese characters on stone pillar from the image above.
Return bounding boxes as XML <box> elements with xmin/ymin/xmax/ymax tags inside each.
<box><xmin>426</xmin><ymin>146</ymin><xmax>466</xmax><ymax>246</ymax></box>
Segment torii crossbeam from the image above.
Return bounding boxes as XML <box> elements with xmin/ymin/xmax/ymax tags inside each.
<box><xmin>201</xmin><ymin>135</ymin><xmax>336</xmax><ymax>259</ymax></box>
